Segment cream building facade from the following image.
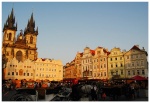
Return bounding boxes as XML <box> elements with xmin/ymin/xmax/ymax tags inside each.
<box><xmin>34</xmin><ymin>58</ymin><xmax>63</xmax><ymax>81</ymax></box>
<box><xmin>4</xmin><ymin>58</ymin><xmax>63</xmax><ymax>81</ymax></box>
<box><xmin>81</xmin><ymin>47</ymin><xmax>94</xmax><ymax>79</ymax></box>
<box><xmin>124</xmin><ymin>45</ymin><xmax>148</xmax><ymax>78</ymax></box>
<box><xmin>4</xmin><ymin>58</ymin><xmax>35</xmax><ymax>80</ymax></box>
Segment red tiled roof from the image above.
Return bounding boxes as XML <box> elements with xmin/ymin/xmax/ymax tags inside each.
<box><xmin>130</xmin><ymin>45</ymin><xmax>141</xmax><ymax>51</ymax></box>
<box><xmin>103</xmin><ymin>49</ymin><xmax>110</xmax><ymax>55</ymax></box>
<box><xmin>90</xmin><ymin>50</ymin><xmax>95</xmax><ymax>55</ymax></box>
<box><xmin>80</xmin><ymin>53</ymin><xmax>83</xmax><ymax>57</ymax></box>
<box><xmin>41</xmin><ymin>58</ymin><xmax>46</xmax><ymax>61</ymax></box>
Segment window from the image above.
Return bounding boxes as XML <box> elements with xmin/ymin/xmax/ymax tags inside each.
<box><xmin>137</xmin><ymin>61</ymin><xmax>139</xmax><ymax>66</ymax></box>
<box><xmin>104</xmin><ymin>64</ymin><xmax>106</xmax><ymax>68</ymax></box>
<box><xmin>8</xmin><ymin>72</ymin><xmax>10</xmax><ymax>75</ymax></box>
<box><xmin>111</xmin><ymin>71</ymin><xmax>113</xmax><ymax>75</ymax></box>
<box><xmin>137</xmin><ymin>70</ymin><xmax>140</xmax><ymax>75</ymax></box>
<box><xmin>120</xmin><ymin>57</ymin><xmax>122</xmax><ymax>60</ymax></box>
<box><xmin>104</xmin><ymin>58</ymin><xmax>105</xmax><ymax>61</ymax></box>
<box><xmin>24</xmin><ymin>73</ymin><xmax>26</xmax><ymax>76</ymax></box>
<box><xmin>115</xmin><ymin>58</ymin><xmax>117</xmax><ymax>60</ymax></box>
<box><xmin>104</xmin><ymin>72</ymin><xmax>106</xmax><ymax>76</ymax></box>
<box><xmin>94</xmin><ymin>73</ymin><xmax>96</xmax><ymax>77</ymax></box>
<box><xmin>133</xmin><ymin>70</ymin><xmax>135</xmax><ymax>75</ymax></box>
<box><xmin>132</xmin><ymin>62</ymin><xmax>134</xmax><ymax>67</ymax></box>
<box><xmin>121</xmin><ymin>70</ymin><xmax>123</xmax><ymax>75</ymax></box>
<box><xmin>101</xmin><ymin>72</ymin><xmax>103</xmax><ymax>76</ymax></box>
<box><xmin>12</xmin><ymin>72</ymin><xmax>14</xmax><ymax>75</ymax></box>
<box><xmin>128</xmin><ymin>63</ymin><xmax>130</xmax><ymax>67</ymax></box>
<box><xmin>111</xmin><ymin>64</ymin><xmax>113</xmax><ymax>68</ymax></box>
<box><xmin>16</xmin><ymin>72</ymin><xmax>18</xmax><ymax>75</ymax></box>
<box><xmin>128</xmin><ymin>71</ymin><xmax>130</xmax><ymax>75</ymax></box>
<box><xmin>97</xmin><ymin>51</ymin><xmax>100</xmax><ymax>54</ymax></box>
<box><xmin>110</xmin><ymin>58</ymin><xmax>112</xmax><ymax>61</ymax></box>
<box><xmin>31</xmin><ymin>73</ymin><xmax>33</xmax><ymax>76</ymax></box>
<box><xmin>141</xmin><ymin>61</ymin><xmax>144</xmax><ymax>66</ymax></box>
<box><xmin>142</xmin><ymin>70</ymin><xmax>145</xmax><ymax>75</ymax></box>
<box><xmin>120</xmin><ymin>63</ymin><xmax>123</xmax><ymax>67</ymax></box>
<box><xmin>131</xmin><ymin>55</ymin><xmax>133</xmax><ymax>59</ymax></box>
<box><xmin>116</xmin><ymin>64</ymin><xmax>118</xmax><ymax>67</ymax></box>
<box><xmin>8</xmin><ymin>33</ymin><xmax>12</xmax><ymax>40</ymax></box>
<box><xmin>30</xmin><ymin>36</ymin><xmax>33</xmax><ymax>44</ymax></box>
<box><xmin>136</xmin><ymin>55</ymin><xmax>138</xmax><ymax>58</ymax></box>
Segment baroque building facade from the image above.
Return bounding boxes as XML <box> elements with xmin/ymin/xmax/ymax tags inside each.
<box><xmin>64</xmin><ymin>45</ymin><xmax>148</xmax><ymax>81</ymax></box>
<box><xmin>124</xmin><ymin>45</ymin><xmax>148</xmax><ymax>78</ymax></box>
<box><xmin>108</xmin><ymin>47</ymin><xmax>125</xmax><ymax>79</ymax></box>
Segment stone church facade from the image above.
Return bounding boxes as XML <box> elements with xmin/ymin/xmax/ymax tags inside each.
<box><xmin>2</xmin><ymin>8</ymin><xmax>38</xmax><ymax>62</ymax></box>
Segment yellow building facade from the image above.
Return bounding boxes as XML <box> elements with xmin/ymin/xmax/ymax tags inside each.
<box><xmin>108</xmin><ymin>47</ymin><xmax>125</xmax><ymax>79</ymax></box>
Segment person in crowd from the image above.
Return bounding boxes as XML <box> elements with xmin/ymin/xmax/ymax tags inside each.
<box><xmin>102</xmin><ymin>91</ymin><xmax>106</xmax><ymax>100</ymax></box>
<box><xmin>91</xmin><ymin>83</ymin><xmax>97</xmax><ymax>101</ymax></box>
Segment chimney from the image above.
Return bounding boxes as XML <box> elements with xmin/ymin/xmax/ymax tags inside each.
<box><xmin>142</xmin><ymin>47</ymin><xmax>145</xmax><ymax>51</ymax></box>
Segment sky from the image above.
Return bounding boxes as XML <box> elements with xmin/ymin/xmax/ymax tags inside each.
<box><xmin>1</xmin><ymin>1</ymin><xmax>148</xmax><ymax>65</ymax></box>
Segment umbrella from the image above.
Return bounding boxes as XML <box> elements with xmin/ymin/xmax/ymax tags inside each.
<box><xmin>131</xmin><ymin>75</ymin><xmax>147</xmax><ymax>80</ymax></box>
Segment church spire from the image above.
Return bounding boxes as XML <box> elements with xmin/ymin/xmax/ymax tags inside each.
<box><xmin>3</xmin><ymin>8</ymin><xmax>17</xmax><ymax>32</ymax></box>
<box><xmin>24</xmin><ymin>12</ymin><xmax>38</xmax><ymax>35</ymax></box>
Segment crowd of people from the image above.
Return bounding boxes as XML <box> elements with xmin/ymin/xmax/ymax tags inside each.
<box><xmin>2</xmin><ymin>79</ymin><xmax>148</xmax><ymax>101</ymax></box>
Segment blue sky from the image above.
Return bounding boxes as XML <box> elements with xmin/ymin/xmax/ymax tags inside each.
<box><xmin>2</xmin><ymin>2</ymin><xmax>148</xmax><ymax>65</ymax></box>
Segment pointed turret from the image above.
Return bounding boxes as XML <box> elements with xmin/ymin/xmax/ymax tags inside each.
<box><xmin>24</xmin><ymin>12</ymin><xmax>38</xmax><ymax>35</ymax></box>
<box><xmin>3</xmin><ymin>8</ymin><xmax>17</xmax><ymax>32</ymax></box>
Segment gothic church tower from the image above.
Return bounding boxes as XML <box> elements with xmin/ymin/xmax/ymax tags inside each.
<box><xmin>2</xmin><ymin>8</ymin><xmax>38</xmax><ymax>62</ymax></box>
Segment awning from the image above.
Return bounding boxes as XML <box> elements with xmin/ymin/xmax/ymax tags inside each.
<box><xmin>131</xmin><ymin>75</ymin><xmax>148</xmax><ymax>81</ymax></box>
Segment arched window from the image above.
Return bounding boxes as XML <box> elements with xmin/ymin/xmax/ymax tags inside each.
<box><xmin>30</xmin><ymin>36</ymin><xmax>33</xmax><ymax>44</ymax></box>
<box><xmin>16</xmin><ymin>51</ymin><xmax>22</xmax><ymax>62</ymax></box>
<box><xmin>8</xmin><ymin>33</ymin><xmax>12</xmax><ymax>40</ymax></box>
